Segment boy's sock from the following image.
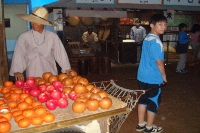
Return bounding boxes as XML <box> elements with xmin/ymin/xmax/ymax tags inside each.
<box><xmin>146</xmin><ymin>126</ymin><xmax>152</xmax><ymax>130</ymax></box>
<box><xmin>138</xmin><ymin>122</ymin><xmax>146</xmax><ymax>127</ymax></box>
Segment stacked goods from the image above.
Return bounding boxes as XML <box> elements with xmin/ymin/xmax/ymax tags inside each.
<box><xmin>0</xmin><ymin>70</ymin><xmax>112</xmax><ymax>132</ymax></box>
<box><xmin>0</xmin><ymin>81</ymin><xmax>55</xmax><ymax>132</ymax></box>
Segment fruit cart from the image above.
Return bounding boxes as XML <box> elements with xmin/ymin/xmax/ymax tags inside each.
<box><xmin>2</xmin><ymin>79</ymin><xmax>165</xmax><ymax>133</ymax></box>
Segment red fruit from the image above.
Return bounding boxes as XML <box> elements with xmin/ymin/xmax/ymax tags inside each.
<box><xmin>37</xmin><ymin>93</ymin><xmax>49</xmax><ymax>103</ymax></box>
<box><xmin>46</xmin><ymin>85</ymin><xmax>55</xmax><ymax>93</ymax></box>
<box><xmin>60</xmin><ymin>92</ymin><xmax>68</xmax><ymax>99</ymax></box>
<box><xmin>52</xmin><ymin>81</ymin><xmax>63</xmax><ymax>89</ymax></box>
<box><xmin>57</xmin><ymin>98</ymin><xmax>68</xmax><ymax>108</ymax></box>
<box><xmin>26</xmin><ymin>77</ymin><xmax>35</xmax><ymax>87</ymax></box>
<box><xmin>68</xmin><ymin>91</ymin><xmax>79</xmax><ymax>100</ymax></box>
<box><xmin>30</xmin><ymin>89</ymin><xmax>41</xmax><ymax>97</ymax></box>
<box><xmin>50</xmin><ymin>90</ymin><xmax>61</xmax><ymax>100</ymax></box>
<box><xmin>22</xmin><ymin>86</ymin><xmax>31</xmax><ymax>94</ymax></box>
<box><xmin>15</xmin><ymin>80</ymin><xmax>25</xmax><ymax>88</ymax></box>
<box><xmin>38</xmin><ymin>84</ymin><xmax>47</xmax><ymax>93</ymax></box>
<box><xmin>45</xmin><ymin>100</ymin><xmax>57</xmax><ymax>110</ymax></box>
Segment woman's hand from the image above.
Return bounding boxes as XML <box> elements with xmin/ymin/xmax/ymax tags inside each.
<box><xmin>66</xmin><ymin>69</ymin><xmax>73</xmax><ymax>75</ymax></box>
<box><xmin>14</xmin><ymin>72</ymin><xmax>24</xmax><ymax>81</ymax></box>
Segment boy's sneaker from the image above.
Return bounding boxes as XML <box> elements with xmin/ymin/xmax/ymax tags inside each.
<box><xmin>136</xmin><ymin>122</ymin><xmax>146</xmax><ymax>132</ymax></box>
<box><xmin>176</xmin><ymin>69</ymin><xmax>188</xmax><ymax>73</ymax></box>
<box><xmin>144</xmin><ymin>125</ymin><xmax>163</xmax><ymax>133</ymax></box>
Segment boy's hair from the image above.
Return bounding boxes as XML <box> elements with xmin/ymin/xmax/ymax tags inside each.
<box><xmin>178</xmin><ymin>23</ymin><xmax>187</xmax><ymax>31</ymax></box>
<box><xmin>87</xmin><ymin>27</ymin><xmax>93</xmax><ymax>31</ymax></box>
<box><xmin>149</xmin><ymin>14</ymin><xmax>167</xmax><ymax>25</ymax></box>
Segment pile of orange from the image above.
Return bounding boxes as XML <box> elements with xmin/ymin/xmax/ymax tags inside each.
<box><xmin>0</xmin><ymin>80</ymin><xmax>55</xmax><ymax>131</ymax></box>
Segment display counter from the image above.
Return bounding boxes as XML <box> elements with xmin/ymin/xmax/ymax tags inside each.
<box><xmin>9</xmin><ymin>95</ymin><xmax>127</xmax><ymax>133</ymax></box>
<box><xmin>112</xmin><ymin>42</ymin><xmax>142</xmax><ymax>64</ymax></box>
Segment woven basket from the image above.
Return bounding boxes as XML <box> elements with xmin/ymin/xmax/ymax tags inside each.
<box><xmin>67</xmin><ymin>16</ymin><xmax>80</xmax><ymax>27</ymax></box>
<box><xmin>81</xmin><ymin>17</ymin><xmax>94</xmax><ymax>26</ymax></box>
<box><xmin>102</xmin><ymin>27</ymin><xmax>110</xmax><ymax>40</ymax></box>
<box><xmin>98</xmin><ymin>26</ymin><xmax>104</xmax><ymax>40</ymax></box>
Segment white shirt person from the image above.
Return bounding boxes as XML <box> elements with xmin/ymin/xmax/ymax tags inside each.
<box><xmin>9</xmin><ymin>7</ymin><xmax>72</xmax><ymax>81</ymax></box>
<box><xmin>130</xmin><ymin>20</ymin><xmax>146</xmax><ymax>43</ymax></box>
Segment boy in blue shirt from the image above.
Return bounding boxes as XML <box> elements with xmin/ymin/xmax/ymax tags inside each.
<box><xmin>176</xmin><ymin>23</ymin><xmax>189</xmax><ymax>73</ymax></box>
<box><xmin>136</xmin><ymin>14</ymin><xmax>167</xmax><ymax>133</ymax></box>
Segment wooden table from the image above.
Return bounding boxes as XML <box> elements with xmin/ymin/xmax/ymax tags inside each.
<box><xmin>9</xmin><ymin>95</ymin><xmax>127</xmax><ymax>133</ymax></box>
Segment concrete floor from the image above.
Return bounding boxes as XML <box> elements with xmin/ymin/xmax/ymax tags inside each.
<box><xmin>83</xmin><ymin>52</ymin><xmax>200</xmax><ymax>133</ymax></box>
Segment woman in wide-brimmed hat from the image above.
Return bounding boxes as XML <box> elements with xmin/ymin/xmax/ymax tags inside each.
<box><xmin>9</xmin><ymin>6</ymin><xmax>72</xmax><ymax>81</ymax></box>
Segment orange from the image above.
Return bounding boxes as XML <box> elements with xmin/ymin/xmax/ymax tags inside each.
<box><xmin>0</xmin><ymin>111</ymin><xmax>12</xmax><ymax>121</ymax></box>
<box><xmin>37</xmin><ymin>79</ymin><xmax>46</xmax><ymax>85</ymax></box>
<box><xmin>0</xmin><ymin>116</ymin><xmax>8</xmax><ymax>122</ymax></box>
<box><xmin>34</xmin><ymin>107</ymin><xmax>46</xmax><ymax>116</ymax></box>
<box><xmin>32</xmin><ymin>101</ymin><xmax>42</xmax><ymax>107</ymax></box>
<box><xmin>10</xmin><ymin>93</ymin><xmax>20</xmax><ymax>101</ymax></box>
<box><xmin>11</xmin><ymin>107</ymin><xmax>19</xmax><ymax>113</ymax></box>
<box><xmin>3</xmin><ymin>81</ymin><xmax>14</xmax><ymax>88</ymax></box>
<box><xmin>18</xmin><ymin>118</ymin><xmax>31</xmax><ymax>128</ymax></box>
<box><xmin>43</xmin><ymin>113</ymin><xmax>55</xmax><ymax>123</ymax></box>
<box><xmin>17</xmin><ymin>101</ymin><xmax>29</xmax><ymax>111</ymax></box>
<box><xmin>24</xmin><ymin>96</ymin><xmax>33</xmax><ymax>105</ymax></box>
<box><xmin>12</xmin><ymin>110</ymin><xmax>22</xmax><ymax>117</ymax></box>
<box><xmin>14</xmin><ymin>89</ymin><xmax>23</xmax><ymax>94</ymax></box>
<box><xmin>19</xmin><ymin>93</ymin><xmax>29</xmax><ymax>100</ymax></box>
<box><xmin>31</xmin><ymin>116</ymin><xmax>43</xmax><ymax>125</ymax></box>
<box><xmin>22</xmin><ymin>109</ymin><xmax>35</xmax><ymax>118</ymax></box>
<box><xmin>14</xmin><ymin>114</ymin><xmax>24</xmax><ymax>123</ymax></box>
<box><xmin>8</xmin><ymin>101</ymin><xmax>17</xmax><ymax>108</ymax></box>
<box><xmin>0</xmin><ymin>121</ymin><xmax>11</xmax><ymax>133</ymax></box>
<box><xmin>3</xmin><ymin>93</ymin><xmax>10</xmax><ymax>99</ymax></box>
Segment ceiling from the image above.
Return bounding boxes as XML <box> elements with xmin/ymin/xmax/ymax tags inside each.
<box><xmin>44</xmin><ymin>0</ymin><xmax>200</xmax><ymax>12</ymax></box>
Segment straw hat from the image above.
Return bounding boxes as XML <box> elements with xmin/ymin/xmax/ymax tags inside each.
<box><xmin>17</xmin><ymin>7</ymin><xmax>56</xmax><ymax>26</ymax></box>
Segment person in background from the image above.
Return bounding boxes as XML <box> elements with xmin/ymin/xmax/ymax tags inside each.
<box><xmin>188</xmin><ymin>24</ymin><xmax>200</xmax><ymax>66</ymax></box>
<box><xmin>82</xmin><ymin>27</ymin><xmax>101</xmax><ymax>54</ymax></box>
<box><xmin>176</xmin><ymin>23</ymin><xmax>189</xmax><ymax>73</ymax></box>
<box><xmin>9</xmin><ymin>7</ymin><xmax>72</xmax><ymax>81</ymax></box>
<box><xmin>130</xmin><ymin>20</ymin><xmax>146</xmax><ymax>62</ymax></box>
<box><xmin>136</xmin><ymin>14</ymin><xmax>167</xmax><ymax>133</ymax></box>
<box><xmin>130</xmin><ymin>19</ymin><xmax>146</xmax><ymax>43</ymax></box>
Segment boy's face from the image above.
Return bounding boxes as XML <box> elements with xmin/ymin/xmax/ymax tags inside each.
<box><xmin>182</xmin><ymin>27</ymin><xmax>187</xmax><ymax>31</ymax></box>
<box><xmin>150</xmin><ymin>21</ymin><xmax>167</xmax><ymax>36</ymax></box>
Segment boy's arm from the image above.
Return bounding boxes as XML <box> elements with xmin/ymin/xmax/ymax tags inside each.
<box><xmin>156</xmin><ymin>60</ymin><xmax>167</xmax><ymax>83</ymax></box>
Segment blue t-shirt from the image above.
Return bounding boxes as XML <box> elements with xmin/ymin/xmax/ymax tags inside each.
<box><xmin>137</xmin><ymin>33</ymin><xmax>164</xmax><ymax>84</ymax></box>
<box><xmin>178</xmin><ymin>31</ymin><xmax>189</xmax><ymax>45</ymax></box>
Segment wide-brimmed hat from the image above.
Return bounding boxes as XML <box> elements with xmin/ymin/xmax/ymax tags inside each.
<box><xmin>17</xmin><ymin>7</ymin><xmax>56</xmax><ymax>26</ymax></box>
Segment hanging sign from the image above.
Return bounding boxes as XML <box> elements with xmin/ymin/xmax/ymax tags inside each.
<box><xmin>163</xmin><ymin>0</ymin><xmax>200</xmax><ymax>6</ymax></box>
<box><xmin>164</xmin><ymin>10</ymin><xmax>175</xmax><ymax>23</ymax></box>
<box><xmin>117</xmin><ymin>0</ymin><xmax>162</xmax><ymax>5</ymax></box>
<box><xmin>53</xmin><ymin>9</ymin><xmax>63</xmax><ymax>31</ymax></box>
<box><xmin>76</xmin><ymin>0</ymin><xmax>114</xmax><ymax>4</ymax></box>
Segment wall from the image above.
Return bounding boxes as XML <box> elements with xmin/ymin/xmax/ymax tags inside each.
<box><xmin>5</xmin><ymin>4</ymin><xmax>28</xmax><ymax>53</ymax></box>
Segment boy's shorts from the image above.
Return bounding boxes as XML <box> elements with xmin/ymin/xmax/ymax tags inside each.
<box><xmin>138</xmin><ymin>81</ymin><xmax>162</xmax><ymax>114</ymax></box>
<box><xmin>191</xmin><ymin>45</ymin><xmax>199</xmax><ymax>50</ymax></box>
